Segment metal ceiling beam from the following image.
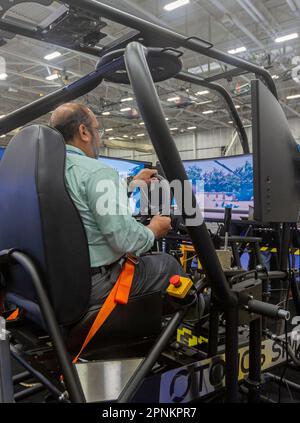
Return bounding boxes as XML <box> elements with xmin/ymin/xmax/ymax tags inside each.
<box><xmin>1</xmin><ymin>47</ymin><xmax>82</xmax><ymax>78</ymax></box>
<box><xmin>7</xmin><ymin>70</ymin><xmax>62</xmax><ymax>85</ymax></box>
<box><xmin>0</xmin><ymin>81</ymin><xmax>42</xmax><ymax>95</ymax></box>
<box><xmin>281</xmin><ymin>101</ymin><xmax>300</xmax><ymax>118</ymax></box>
<box><xmin>208</xmin><ymin>0</ymin><xmax>265</xmax><ymax>49</ymax></box>
<box><xmin>176</xmin><ymin>71</ymin><xmax>250</xmax><ymax>153</ymax></box>
<box><xmin>235</xmin><ymin>0</ymin><xmax>276</xmax><ymax>37</ymax></box>
<box><xmin>66</xmin><ymin>0</ymin><xmax>277</xmax><ymax>97</ymax></box>
<box><xmin>204</xmin><ymin>68</ymin><xmax>248</xmax><ymax>83</ymax></box>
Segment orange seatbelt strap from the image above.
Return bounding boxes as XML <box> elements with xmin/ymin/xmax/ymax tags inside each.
<box><xmin>6</xmin><ymin>307</ymin><xmax>19</xmax><ymax>321</ymax></box>
<box><xmin>72</xmin><ymin>259</ymin><xmax>135</xmax><ymax>364</ymax></box>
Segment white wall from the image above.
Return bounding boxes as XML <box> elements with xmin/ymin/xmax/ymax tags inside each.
<box><xmin>103</xmin><ymin>117</ymin><xmax>300</xmax><ymax>165</ymax></box>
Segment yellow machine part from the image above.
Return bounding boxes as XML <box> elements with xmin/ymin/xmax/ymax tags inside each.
<box><xmin>167</xmin><ymin>276</ymin><xmax>193</xmax><ymax>299</ymax></box>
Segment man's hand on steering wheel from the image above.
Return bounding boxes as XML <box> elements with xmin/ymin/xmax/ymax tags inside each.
<box><xmin>133</xmin><ymin>168</ymin><xmax>158</xmax><ymax>185</ymax></box>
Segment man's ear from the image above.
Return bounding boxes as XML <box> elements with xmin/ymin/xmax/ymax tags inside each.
<box><xmin>78</xmin><ymin>124</ymin><xmax>90</xmax><ymax>142</ymax></box>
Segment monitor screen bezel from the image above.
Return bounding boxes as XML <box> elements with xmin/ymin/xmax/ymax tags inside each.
<box><xmin>182</xmin><ymin>152</ymin><xmax>252</xmax><ymax>165</ymax></box>
<box><xmin>99</xmin><ymin>155</ymin><xmax>152</xmax><ymax>169</ymax></box>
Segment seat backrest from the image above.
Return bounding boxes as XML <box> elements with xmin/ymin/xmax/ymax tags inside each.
<box><xmin>0</xmin><ymin>125</ymin><xmax>91</xmax><ymax>326</ymax></box>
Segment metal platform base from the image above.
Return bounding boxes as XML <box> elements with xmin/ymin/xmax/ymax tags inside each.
<box><xmin>75</xmin><ymin>358</ymin><xmax>143</xmax><ymax>402</ymax></box>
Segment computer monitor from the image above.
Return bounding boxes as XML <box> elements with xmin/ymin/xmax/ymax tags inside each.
<box><xmin>0</xmin><ymin>147</ymin><xmax>5</xmax><ymax>160</ymax></box>
<box><xmin>252</xmin><ymin>79</ymin><xmax>300</xmax><ymax>223</ymax></box>
<box><xmin>98</xmin><ymin>156</ymin><xmax>152</xmax><ymax>215</ymax></box>
<box><xmin>182</xmin><ymin>154</ymin><xmax>254</xmax><ymax>221</ymax></box>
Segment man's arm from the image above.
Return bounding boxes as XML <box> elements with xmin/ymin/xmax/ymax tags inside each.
<box><xmin>86</xmin><ymin>168</ymin><xmax>155</xmax><ymax>256</ymax></box>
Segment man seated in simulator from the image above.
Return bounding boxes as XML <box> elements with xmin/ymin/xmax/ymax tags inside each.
<box><xmin>50</xmin><ymin>102</ymin><xmax>186</xmax><ymax>310</ymax></box>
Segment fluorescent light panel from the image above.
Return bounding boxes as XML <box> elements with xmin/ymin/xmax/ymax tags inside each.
<box><xmin>121</xmin><ymin>97</ymin><xmax>133</xmax><ymax>102</ymax></box>
<box><xmin>198</xmin><ymin>100</ymin><xmax>212</xmax><ymax>105</ymax></box>
<box><xmin>275</xmin><ymin>33</ymin><xmax>298</xmax><ymax>43</ymax></box>
<box><xmin>102</xmin><ymin>111</ymin><xmax>111</xmax><ymax>116</ymax></box>
<box><xmin>187</xmin><ymin>126</ymin><xmax>197</xmax><ymax>130</ymax></box>
<box><xmin>164</xmin><ymin>0</ymin><xmax>190</xmax><ymax>12</ymax></box>
<box><xmin>196</xmin><ymin>90</ymin><xmax>209</xmax><ymax>96</ymax></box>
<box><xmin>46</xmin><ymin>73</ymin><xmax>59</xmax><ymax>81</ymax></box>
<box><xmin>120</xmin><ymin>107</ymin><xmax>131</xmax><ymax>112</ymax></box>
<box><xmin>203</xmin><ymin>110</ymin><xmax>214</xmax><ymax>115</ymax></box>
<box><xmin>0</xmin><ymin>73</ymin><xmax>8</xmax><ymax>80</ymax></box>
<box><xmin>287</xmin><ymin>94</ymin><xmax>300</xmax><ymax>100</ymax></box>
<box><xmin>167</xmin><ymin>96</ymin><xmax>180</xmax><ymax>102</ymax></box>
<box><xmin>44</xmin><ymin>51</ymin><xmax>61</xmax><ymax>61</ymax></box>
<box><xmin>228</xmin><ymin>46</ymin><xmax>247</xmax><ymax>54</ymax></box>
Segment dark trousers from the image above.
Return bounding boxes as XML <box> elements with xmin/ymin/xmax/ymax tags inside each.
<box><xmin>90</xmin><ymin>252</ymin><xmax>187</xmax><ymax>311</ymax></box>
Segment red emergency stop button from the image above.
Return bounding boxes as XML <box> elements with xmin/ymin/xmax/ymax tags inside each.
<box><xmin>170</xmin><ymin>275</ymin><xmax>182</xmax><ymax>288</ymax></box>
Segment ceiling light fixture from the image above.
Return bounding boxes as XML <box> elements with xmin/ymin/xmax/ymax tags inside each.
<box><xmin>167</xmin><ymin>96</ymin><xmax>180</xmax><ymax>102</ymax></box>
<box><xmin>196</xmin><ymin>90</ymin><xmax>209</xmax><ymax>96</ymax></box>
<box><xmin>46</xmin><ymin>73</ymin><xmax>59</xmax><ymax>81</ymax></box>
<box><xmin>0</xmin><ymin>73</ymin><xmax>8</xmax><ymax>80</ymax></box>
<box><xmin>203</xmin><ymin>110</ymin><xmax>214</xmax><ymax>115</ymax></box>
<box><xmin>286</xmin><ymin>94</ymin><xmax>300</xmax><ymax>100</ymax></box>
<box><xmin>197</xmin><ymin>100</ymin><xmax>212</xmax><ymax>105</ymax></box>
<box><xmin>44</xmin><ymin>51</ymin><xmax>61</xmax><ymax>61</ymax></box>
<box><xmin>228</xmin><ymin>46</ymin><xmax>247</xmax><ymax>55</ymax></box>
<box><xmin>164</xmin><ymin>0</ymin><xmax>190</xmax><ymax>12</ymax></box>
<box><xmin>187</xmin><ymin>126</ymin><xmax>197</xmax><ymax>130</ymax></box>
<box><xmin>102</xmin><ymin>111</ymin><xmax>111</xmax><ymax>116</ymax></box>
<box><xmin>275</xmin><ymin>33</ymin><xmax>298</xmax><ymax>43</ymax></box>
<box><xmin>121</xmin><ymin>97</ymin><xmax>134</xmax><ymax>102</ymax></box>
<box><xmin>120</xmin><ymin>107</ymin><xmax>131</xmax><ymax>112</ymax></box>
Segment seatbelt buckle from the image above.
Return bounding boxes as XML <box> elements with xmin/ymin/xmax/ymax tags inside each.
<box><xmin>126</xmin><ymin>254</ymin><xmax>139</xmax><ymax>265</ymax></box>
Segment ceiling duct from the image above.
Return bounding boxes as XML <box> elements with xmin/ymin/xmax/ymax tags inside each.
<box><xmin>104</xmin><ymin>138</ymin><xmax>154</xmax><ymax>153</ymax></box>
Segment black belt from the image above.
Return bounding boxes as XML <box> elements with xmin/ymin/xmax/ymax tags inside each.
<box><xmin>91</xmin><ymin>255</ymin><xmax>138</xmax><ymax>277</ymax></box>
<box><xmin>90</xmin><ymin>258</ymin><xmax>123</xmax><ymax>277</ymax></box>
<box><xmin>90</xmin><ymin>265</ymin><xmax>110</xmax><ymax>276</ymax></box>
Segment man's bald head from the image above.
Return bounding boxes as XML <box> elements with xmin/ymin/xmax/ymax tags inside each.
<box><xmin>50</xmin><ymin>102</ymin><xmax>102</xmax><ymax>158</ymax></box>
<box><xmin>50</xmin><ymin>103</ymin><xmax>94</xmax><ymax>144</ymax></box>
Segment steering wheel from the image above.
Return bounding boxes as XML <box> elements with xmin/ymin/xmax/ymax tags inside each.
<box><xmin>137</xmin><ymin>174</ymin><xmax>186</xmax><ymax>233</ymax></box>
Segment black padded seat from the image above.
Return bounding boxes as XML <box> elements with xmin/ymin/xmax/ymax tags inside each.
<box><xmin>0</xmin><ymin>124</ymin><xmax>162</xmax><ymax>354</ymax></box>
